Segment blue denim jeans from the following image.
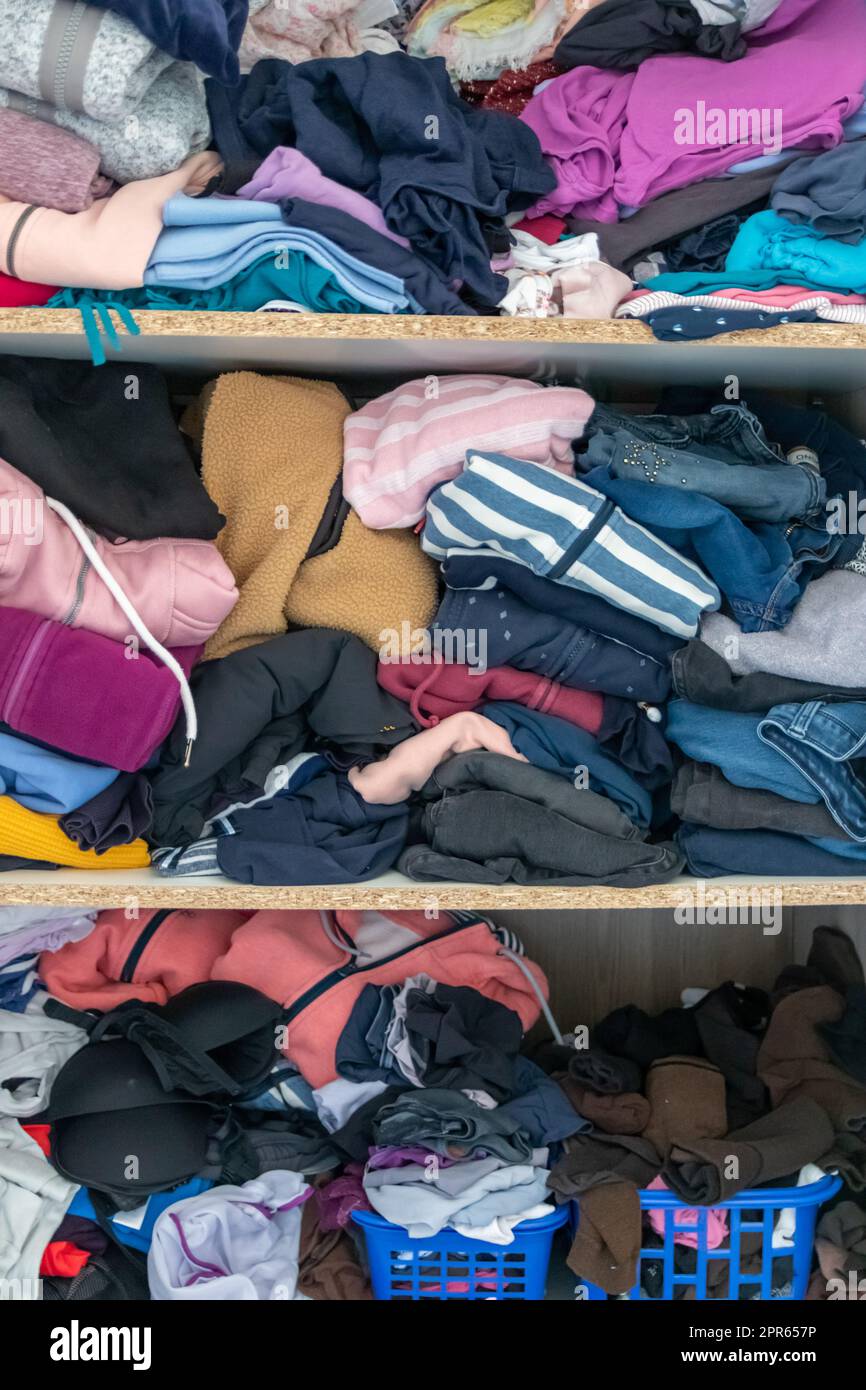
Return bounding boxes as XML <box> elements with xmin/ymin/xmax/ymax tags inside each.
<box><xmin>758</xmin><ymin>700</ymin><xmax>866</xmax><ymax>840</ymax></box>
<box><xmin>586</xmin><ymin>400</ymin><xmax>785</xmax><ymax>464</ymax></box>
<box><xmin>582</xmin><ymin>464</ymin><xmax>838</xmax><ymax>632</ymax></box>
<box><xmin>581</xmin><ymin>401</ymin><xmax>825</xmax><ymax>524</ymax></box>
<box><xmin>732</xmin><ymin>394</ymin><xmax>866</xmax><ymax>568</ymax></box>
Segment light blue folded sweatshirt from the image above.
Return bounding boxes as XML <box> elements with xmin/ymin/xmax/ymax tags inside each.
<box><xmin>145</xmin><ymin>194</ymin><xmax>416</xmax><ymax>313</ymax></box>
<box><xmin>0</xmin><ymin>731</ymin><xmax>117</xmax><ymax>815</ymax></box>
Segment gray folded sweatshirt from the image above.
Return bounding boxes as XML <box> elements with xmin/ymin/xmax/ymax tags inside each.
<box><xmin>0</xmin><ymin>62</ymin><xmax>211</xmax><ymax>183</ymax></box>
<box><xmin>700</xmin><ymin>570</ymin><xmax>866</xmax><ymax>687</ymax></box>
<box><xmin>0</xmin><ymin>0</ymin><xmax>172</xmax><ymax>121</ymax></box>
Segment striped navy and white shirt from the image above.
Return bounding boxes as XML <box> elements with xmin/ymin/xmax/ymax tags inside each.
<box><xmin>423</xmin><ymin>450</ymin><xmax>720</xmax><ymax>639</ymax></box>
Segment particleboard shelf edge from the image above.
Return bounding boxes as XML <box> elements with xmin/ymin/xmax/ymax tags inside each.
<box><xmin>0</xmin><ymin>874</ymin><xmax>862</xmax><ymax>910</ymax></box>
<box><xmin>2</xmin><ymin>308</ymin><xmax>866</xmax><ymax>349</ymax></box>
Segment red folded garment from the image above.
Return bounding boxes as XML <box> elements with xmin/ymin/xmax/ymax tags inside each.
<box><xmin>0</xmin><ymin>273</ymin><xmax>58</xmax><ymax>307</ymax></box>
<box><xmin>40</xmin><ymin>1241</ymin><xmax>91</xmax><ymax>1278</ymax></box>
<box><xmin>0</xmin><ymin>606</ymin><xmax>200</xmax><ymax>772</ymax></box>
<box><xmin>377</xmin><ymin>658</ymin><xmax>604</xmax><ymax>734</ymax></box>
<box><xmin>513</xmin><ymin>214</ymin><xmax>568</xmax><ymax>245</ymax></box>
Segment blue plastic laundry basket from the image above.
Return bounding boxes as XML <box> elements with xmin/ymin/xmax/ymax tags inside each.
<box><xmin>353</xmin><ymin>1206</ymin><xmax>568</xmax><ymax>1300</ymax></box>
<box><xmin>570</xmin><ymin>1174</ymin><xmax>842</xmax><ymax>1300</ymax></box>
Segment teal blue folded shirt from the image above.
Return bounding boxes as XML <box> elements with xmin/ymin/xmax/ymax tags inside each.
<box><xmin>47</xmin><ymin>253</ymin><xmax>376</xmax><ymax>364</ymax></box>
<box><xmin>644</xmin><ymin>210</ymin><xmax>866</xmax><ymax>296</ymax></box>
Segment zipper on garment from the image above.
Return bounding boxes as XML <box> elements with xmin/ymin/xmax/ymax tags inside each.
<box><xmin>62</xmin><ymin>551</ymin><xmax>92</xmax><ymax>626</ymax></box>
<box><xmin>52</xmin><ymin>3</ymin><xmax>86</xmax><ymax>108</ymax></box>
<box><xmin>120</xmin><ymin>910</ymin><xmax>175</xmax><ymax>983</ymax></box>
<box><xmin>282</xmin><ymin>916</ymin><xmax>487</xmax><ymax>1025</ymax></box>
<box><xmin>2</xmin><ymin>619</ymin><xmax>52</xmax><ymax>725</ymax></box>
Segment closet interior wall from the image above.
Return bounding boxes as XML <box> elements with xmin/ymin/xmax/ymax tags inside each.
<box><xmin>492</xmin><ymin>908</ymin><xmax>866</xmax><ymax>1026</ymax></box>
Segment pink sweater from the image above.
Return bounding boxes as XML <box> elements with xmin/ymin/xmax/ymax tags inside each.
<box><xmin>0</xmin><ymin>457</ymin><xmax>237</xmax><ymax>647</ymax></box>
<box><xmin>343</xmin><ymin>375</ymin><xmax>594</xmax><ymax>529</ymax></box>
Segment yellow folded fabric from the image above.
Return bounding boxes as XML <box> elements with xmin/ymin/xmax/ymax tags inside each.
<box><xmin>186</xmin><ymin>372</ymin><xmax>438</xmax><ymax>661</ymax></box>
<box><xmin>0</xmin><ymin>798</ymin><xmax>150</xmax><ymax>869</ymax></box>
<box><xmin>454</xmin><ymin>0</ymin><xmax>533</xmax><ymax>37</ymax></box>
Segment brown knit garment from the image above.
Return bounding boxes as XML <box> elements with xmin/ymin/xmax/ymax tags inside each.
<box><xmin>556</xmin><ymin>1073</ymin><xmax>650</xmax><ymax>1135</ymax></box>
<box><xmin>187</xmin><ymin>372</ymin><xmax>437</xmax><ymax>659</ymax></box>
<box><xmin>642</xmin><ymin>1055</ymin><xmax>728</xmax><ymax>1157</ymax></box>
<box><xmin>297</xmin><ymin>1193</ymin><xmax>372</xmax><ymax>1302</ymax></box>
<box><xmin>757</xmin><ymin>986</ymin><xmax>866</xmax><ymax>1135</ymax></box>
<box><xmin>567</xmin><ymin>1183</ymin><xmax>642</xmax><ymax>1297</ymax></box>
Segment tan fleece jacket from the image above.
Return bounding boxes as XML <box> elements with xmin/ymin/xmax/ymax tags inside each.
<box><xmin>187</xmin><ymin>372</ymin><xmax>438</xmax><ymax>660</ymax></box>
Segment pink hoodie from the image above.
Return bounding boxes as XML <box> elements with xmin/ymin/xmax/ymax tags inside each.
<box><xmin>0</xmin><ymin>456</ymin><xmax>238</xmax><ymax>647</ymax></box>
<box><xmin>39</xmin><ymin>907</ymin><xmax>549</xmax><ymax>1088</ymax></box>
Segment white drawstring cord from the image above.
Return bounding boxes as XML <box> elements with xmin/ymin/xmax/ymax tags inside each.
<box><xmin>498</xmin><ymin>946</ymin><xmax>563</xmax><ymax>1044</ymax></box>
<box><xmin>45</xmin><ymin>496</ymin><xmax>198</xmax><ymax>766</ymax></box>
<box><xmin>318</xmin><ymin>909</ymin><xmax>363</xmax><ymax>957</ymax></box>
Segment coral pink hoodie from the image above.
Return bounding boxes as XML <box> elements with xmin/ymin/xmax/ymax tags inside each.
<box><xmin>39</xmin><ymin>908</ymin><xmax>549</xmax><ymax>1088</ymax></box>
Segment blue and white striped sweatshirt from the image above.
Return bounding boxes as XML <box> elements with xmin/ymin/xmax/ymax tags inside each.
<box><xmin>422</xmin><ymin>451</ymin><xmax>721</xmax><ymax>639</ymax></box>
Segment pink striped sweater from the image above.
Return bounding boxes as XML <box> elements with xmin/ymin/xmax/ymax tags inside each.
<box><xmin>343</xmin><ymin>374</ymin><xmax>594</xmax><ymax>529</ymax></box>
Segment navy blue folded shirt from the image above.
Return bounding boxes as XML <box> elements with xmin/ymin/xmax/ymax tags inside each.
<box><xmin>677</xmin><ymin>824</ymin><xmax>866</xmax><ymax>877</ymax></box>
<box><xmin>279</xmin><ymin>198</ymin><xmax>475</xmax><ymax>317</ymax></box>
<box><xmin>440</xmin><ymin>552</ymin><xmax>683</xmax><ymax>666</ymax></box>
<box><xmin>206</xmin><ymin>52</ymin><xmax>555</xmax><ymax>306</ymax></box>
<box><xmin>90</xmin><ymin>0</ymin><xmax>248</xmax><ymax>84</ymax></box>
<box><xmin>434</xmin><ymin>586</ymin><xmax>673</xmax><ymax>703</ymax></box>
<box><xmin>216</xmin><ymin>773</ymin><xmax>408</xmax><ymax>885</ymax></box>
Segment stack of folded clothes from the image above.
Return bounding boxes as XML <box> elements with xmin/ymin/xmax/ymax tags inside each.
<box><xmin>147</xmin><ymin>370</ymin><xmax>694</xmax><ymax>887</ymax></box>
<box><xmin>516</xmin><ymin>0</ymin><xmax>866</xmax><ymax>339</ymax></box>
<box><xmin>0</xmin><ymin>355</ymin><xmax>237</xmax><ymax>870</ymax></box>
<box><xmin>5</xmin><ymin>0</ymin><xmax>866</xmax><ymax>349</ymax></box>
<box><xmin>2</xmin><ymin>355</ymin><xmax>866</xmax><ymax>887</ymax></box>
<box><xmin>659</xmin><ymin>388</ymin><xmax>866</xmax><ymax>877</ymax></box>
<box><xmin>6</xmin><ymin>0</ymin><xmax>866</xmax><ymax>353</ymax></box>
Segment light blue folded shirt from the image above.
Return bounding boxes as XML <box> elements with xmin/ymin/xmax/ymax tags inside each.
<box><xmin>147</xmin><ymin>194</ymin><xmax>416</xmax><ymax>314</ymax></box>
<box><xmin>0</xmin><ymin>731</ymin><xmax>117</xmax><ymax>815</ymax></box>
<box><xmin>665</xmin><ymin>699</ymin><xmax>820</xmax><ymax>804</ymax></box>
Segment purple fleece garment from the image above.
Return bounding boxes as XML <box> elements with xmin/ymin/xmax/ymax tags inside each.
<box><xmin>522</xmin><ymin>0</ymin><xmax>866</xmax><ymax>220</ymax></box>
<box><xmin>366</xmin><ymin>1146</ymin><xmax>464</xmax><ymax>1169</ymax></box>
<box><xmin>238</xmin><ymin>147</ymin><xmax>410</xmax><ymax>248</ymax></box>
<box><xmin>0</xmin><ymin>917</ymin><xmax>96</xmax><ymax>969</ymax></box>
<box><xmin>0</xmin><ymin>606</ymin><xmax>200</xmax><ymax>774</ymax></box>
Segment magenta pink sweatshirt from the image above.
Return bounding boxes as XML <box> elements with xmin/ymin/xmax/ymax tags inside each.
<box><xmin>522</xmin><ymin>0</ymin><xmax>866</xmax><ymax>219</ymax></box>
